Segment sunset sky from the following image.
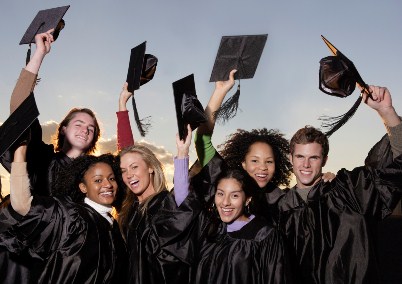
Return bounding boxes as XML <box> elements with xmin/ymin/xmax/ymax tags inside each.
<box><xmin>1</xmin><ymin>0</ymin><xmax>402</xmax><ymax>196</ymax></box>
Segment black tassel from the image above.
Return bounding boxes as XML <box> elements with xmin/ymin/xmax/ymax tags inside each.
<box><xmin>26</xmin><ymin>44</ymin><xmax>31</xmax><ymax>66</ymax></box>
<box><xmin>319</xmin><ymin>95</ymin><xmax>363</xmax><ymax>137</ymax></box>
<box><xmin>132</xmin><ymin>96</ymin><xmax>151</xmax><ymax>137</ymax></box>
<box><xmin>213</xmin><ymin>82</ymin><xmax>241</xmax><ymax>124</ymax></box>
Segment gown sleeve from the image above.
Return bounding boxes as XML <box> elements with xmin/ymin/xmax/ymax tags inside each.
<box><xmin>0</xmin><ymin>196</ymin><xmax>85</xmax><ymax>260</ymax></box>
<box><xmin>116</xmin><ymin>110</ymin><xmax>134</xmax><ymax>151</ymax></box>
<box><xmin>334</xmin><ymin>134</ymin><xmax>402</xmax><ymax>219</ymax></box>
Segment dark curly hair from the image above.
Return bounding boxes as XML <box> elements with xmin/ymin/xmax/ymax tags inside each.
<box><xmin>52</xmin><ymin>154</ymin><xmax>126</xmax><ymax>211</ymax></box>
<box><xmin>218</xmin><ymin>128</ymin><xmax>292</xmax><ymax>187</ymax></box>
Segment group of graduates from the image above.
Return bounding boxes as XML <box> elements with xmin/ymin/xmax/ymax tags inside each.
<box><xmin>1</xmin><ymin>21</ymin><xmax>402</xmax><ymax>284</ymax></box>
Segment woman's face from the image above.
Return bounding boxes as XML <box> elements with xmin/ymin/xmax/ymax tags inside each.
<box><xmin>79</xmin><ymin>162</ymin><xmax>117</xmax><ymax>206</ymax></box>
<box><xmin>62</xmin><ymin>112</ymin><xmax>96</xmax><ymax>152</ymax></box>
<box><xmin>214</xmin><ymin>178</ymin><xmax>251</xmax><ymax>224</ymax></box>
<box><xmin>120</xmin><ymin>152</ymin><xmax>155</xmax><ymax>202</ymax></box>
<box><xmin>242</xmin><ymin>142</ymin><xmax>275</xmax><ymax>188</ymax></box>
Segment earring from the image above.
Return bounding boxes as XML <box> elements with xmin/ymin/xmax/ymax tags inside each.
<box><xmin>244</xmin><ymin>203</ymin><xmax>250</xmax><ymax>216</ymax></box>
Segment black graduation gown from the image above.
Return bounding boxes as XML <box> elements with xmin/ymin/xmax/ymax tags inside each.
<box><xmin>195</xmin><ymin>215</ymin><xmax>293</xmax><ymax>284</ymax></box>
<box><xmin>125</xmin><ymin>190</ymin><xmax>202</xmax><ymax>284</ymax></box>
<box><xmin>0</xmin><ymin>119</ymin><xmax>70</xmax><ymax>197</ymax></box>
<box><xmin>277</xmin><ymin>135</ymin><xmax>402</xmax><ymax>284</ymax></box>
<box><xmin>0</xmin><ymin>196</ymin><xmax>128</xmax><ymax>284</ymax></box>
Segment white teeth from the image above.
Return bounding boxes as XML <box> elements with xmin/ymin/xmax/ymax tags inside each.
<box><xmin>221</xmin><ymin>208</ymin><xmax>233</xmax><ymax>212</ymax></box>
<box><xmin>100</xmin><ymin>192</ymin><xmax>113</xmax><ymax>196</ymax></box>
<box><xmin>256</xmin><ymin>174</ymin><xmax>267</xmax><ymax>178</ymax></box>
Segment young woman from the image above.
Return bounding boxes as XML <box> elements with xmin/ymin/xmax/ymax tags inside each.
<box><xmin>193</xmin><ymin>70</ymin><xmax>334</xmax><ymax>219</ymax></box>
<box><xmin>117</xmin><ymin>125</ymin><xmax>200</xmax><ymax>283</ymax></box>
<box><xmin>174</xmin><ymin>129</ymin><xmax>293</xmax><ymax>283</ymax></box>
<box><xmin>0</xmin><ymin>145</ymin><xmax>128</xmax><ymax>283</ymax></box>
<box><xmin>0</xmin><ymin>30</ymin><xmax>101</xmax><ymax>197</ymax></box>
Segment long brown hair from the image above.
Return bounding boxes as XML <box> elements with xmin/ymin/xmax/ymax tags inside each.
<box><xmin>54</xmin><ymin>108</ymin><xmax>101</xmax><ymax>154</ymax></box>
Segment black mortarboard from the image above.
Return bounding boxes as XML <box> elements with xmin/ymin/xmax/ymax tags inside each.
<box><xmin>173</xmin><ymin>74</ymin><xmax>207</xmax><ymax>140</ymax></box>
<box><xmin>0</xmin><ymin>94</ymin><xmax>39</xmax><ymax>157</ymax></box>
<box><xmin>20</xmin><ymin>5</ymin><xmax>70</xmax><ymax>65</ymax></box>
<box><xmin>126</xmin><ymin>41</ymin><xmax>158</xmax><ymax>137</ymax></box>
<box><xmin>209</xmin><ymin>34</ymin><xmax>268</xmax><ymax>124</ymax></box>
<box><xmin>318</xmin><ymin>35</ymin><xmax>370</xmax><ymax>137</ymax></box>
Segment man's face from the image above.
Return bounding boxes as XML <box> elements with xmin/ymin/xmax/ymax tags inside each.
<box><xmin>290</xmin><ymin>142</ymin><xmax>327</xmax><ymax>189</ymax></box>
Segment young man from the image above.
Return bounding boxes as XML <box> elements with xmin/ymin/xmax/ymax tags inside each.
<box><xmin>277</xmin><ymin>85</ymin><xmax>402</xmax><ymax>283</ymax></box>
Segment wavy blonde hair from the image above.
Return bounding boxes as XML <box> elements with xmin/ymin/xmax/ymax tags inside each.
<box><xmin>118</xmin><ymin>144</ymin><xmax>167</xmax><ymax>230</ymax></box>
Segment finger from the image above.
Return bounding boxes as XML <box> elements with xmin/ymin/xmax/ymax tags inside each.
<box><xmin>229</xmin><ymin>69</ymin><xmax>237</xmax><ymax>81</ymax></box>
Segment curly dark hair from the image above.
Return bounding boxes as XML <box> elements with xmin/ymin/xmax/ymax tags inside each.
<box><xmin>218</xmin><ymin>128</ymin><xmax>292</xmax><ymax>187</ymax></box>
<box><xmin>52</xmin><ymin>153</ymin><xmax>126</xmax><ymax>211</ymax></box>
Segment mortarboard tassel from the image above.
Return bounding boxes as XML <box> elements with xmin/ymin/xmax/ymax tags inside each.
<box><xmin>26</xmin><ymin>44</ymin><xmax>31</xmax><ymax>65</ymax></box>
<box><xmin>213</xmin><ymin>80</ymin><xmax>241</xmax><ymax>124</ymax></box>
<box><xmin>131</xmin><ymin>96</ymin><xmax>151</xmax><ymax>137</ymax></box>
<box><xmin>319</xmin><ymin>94</ymin><xmax>363</xmax><ymax>137</ymax></box>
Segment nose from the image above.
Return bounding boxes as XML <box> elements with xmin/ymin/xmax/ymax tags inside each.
<box><xmin>303</xmin><ymin>158</ymin><xmax>310</xmax><ymax>168</ymax></box>
<box><xmin>259</xmin><ymin>162</ymin><xmax>268</xmax><ymax>171</ymax></box>
<box><xmin>222</xmin><ymin>195</ymin><xmax>231</xmax><ymax>206</ymax></box>
<box><xmin>80</xmin><ymin>126</ymin><xmax>89</xmax><ymax>135</ymax></box>
<box><xmin>102</xmin><ymin>179</ymin><xmax>113</xmax><ymax>188</ymax></box>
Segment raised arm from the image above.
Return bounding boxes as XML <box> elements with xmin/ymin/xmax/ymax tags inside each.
<box><xmin>174</xmin><ymin>125</ymin><xmax>192</xmax><ymax>206</ymax></box>
<box><xmin>362</xmin><ymin>85</ymin><xmax>402</xmax><ymax>158</ymax></box>
<box><xmin>10</xmin><ymin>30</ymin><xmax>54</xmax><ymax>113</ymax></box>
<box><xmin>117</xmin><ymin>82</ymin><xmax>135</xmax><ymax>151</ymax></box>
<box><xmin>194</xmin><ymin>70</ymin><xmax>236</xmax><ymax>167</ymax></box>
<box><xmin>10</xmin><ymin>145</ymin><xmax>32</xmax><ymax>216</ymax></box>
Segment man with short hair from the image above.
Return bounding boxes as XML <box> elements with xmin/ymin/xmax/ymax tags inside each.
<box><xmin>277</xmin><ymin>85</ymin><xmax>402</xmax><ymax>283</ymax></box>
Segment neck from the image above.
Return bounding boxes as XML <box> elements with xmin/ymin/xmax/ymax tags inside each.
<box><xmin>62</xmin><ymin>144</ymin><xmax>85</xmax><ymax>159</ymax></box>
<box><xmin>137</xmin><ymin>184</ymin><xmax>156</xmax><ymax>204</ymax></box>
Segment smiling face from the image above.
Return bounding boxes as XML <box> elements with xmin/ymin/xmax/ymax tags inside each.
<box><xmin>79</xmin><ymin>162</ymin><xmax>117</xmax><ymax>206</ymax></box>
<box><xmin>62</xmin><ymin>112</ymin><xmax>96</xmax><ymax>153</ymax></box>
<box><xmin>120</xmin><ymin>151</ymin><xmax>155</xmax><ymax>202</ymax></box>
<box><xmin>214</xmin><ymin>178</ymin><xmax>251</xmax><ymax>224</ymax></box>
<box><xmin>241</xmin><ymin>142</ymin><xmax>275</xmax><ymax>188</ymax></box>
<box><xmin>290</xmin><ymin>142</ymin><xmax>328</xmax><ymax>189</ymax></box>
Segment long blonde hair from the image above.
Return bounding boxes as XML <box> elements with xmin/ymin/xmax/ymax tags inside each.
<box><xmin>118</xmin><ymin>144</ymin><xmax>167</xmax><ymax>229</ymax></box>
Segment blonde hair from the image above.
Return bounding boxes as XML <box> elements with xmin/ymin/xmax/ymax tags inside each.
<box><xmin>118</xmin><ymin>144</ymin><xmax>167</xmax><ymax>229</ymax></box>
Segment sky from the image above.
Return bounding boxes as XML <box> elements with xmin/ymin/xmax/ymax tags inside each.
<box><xmin>1</xmin><ymin>0</ymin><xmax>402</xmax><ymax>196</ymax></box>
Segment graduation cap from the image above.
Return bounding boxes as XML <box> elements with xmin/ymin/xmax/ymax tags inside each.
<box><xmin>173</xmin><ymin>74</ymin><xmax>207</xmax><ymax>140</ymax></box>
<box><xmin>209</xmin><ymin>34</ymin><xmax>268</xmax><ymax>124</ymax></box>
<box><xmin>126</xmin><ymin>41</ymin><xmax>158</xmax><ymax>137</ymax></box>
<box><xmin>20</xmin><ymin>5</ymin><xmax>70</xmax><ymax>65</ymax></box>
<box><xmin>0</xmin><ymin>93</ymin><xmax>39</xmax><ymax>157</ymax></box>
<box><xmin>318</xmin><ymin>35</ymin><xmax>370</xmax><ymax>137</ymax></box>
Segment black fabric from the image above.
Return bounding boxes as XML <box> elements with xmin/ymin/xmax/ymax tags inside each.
<box><xmin>124</xmin><ymin>190</ymin><xmax>202</xmax><ymax>284</ymax></box>
<box><xmin>0</xmin><ymin>119</ymin><xmax>68</xmax><ymax>197</ymax></box>
<box><xmin>195</xmin><ymin>215</ymin><xmax>293</xmax><ymax>284</ymax></box>
<box><xmin>173</xmin><ymin>74</ymin><xmax>206</xmax><ymax>140</ymax></box>
<box><xmin>189</xmin><ymin>154</ymin><xmax>293</xmax><ymax>283</ymax></box>
<box><xmin>276</xmin><ymin>135</ymin><xmax>402</xmax><ymax>284</ymax></box>
<box><xmin>0</xmin><ymin>196</ymin><xmax>128</xmax><ymax>284</ymax></box>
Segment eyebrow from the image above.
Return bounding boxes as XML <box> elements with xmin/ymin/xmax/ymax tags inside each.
<box><xmin>73</xmin><ymin>119</ymin><xmax>95</xmax><ymax>128</ymax></box>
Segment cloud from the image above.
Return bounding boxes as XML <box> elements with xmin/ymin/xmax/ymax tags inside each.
<box><xmin>0</xmin><ymin>121</ymin><xmax>175</xmax><ymax>193</ymax></box>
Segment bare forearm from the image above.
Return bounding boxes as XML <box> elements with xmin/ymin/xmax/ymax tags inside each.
<box><xmin>10</xmin><ymin>146</ymin><xmax>32</xmax><ymax>215</ymax></box>
<box><xmin>197</xmin><ymin>88</ymin><xmax>227</xmax><ymax>135</ymax></box>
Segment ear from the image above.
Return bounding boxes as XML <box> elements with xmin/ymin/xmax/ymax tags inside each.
<box><xmin>79</xmin><ymin>183</ymin><xmax>87</xmax><ymax>194</ymax></box>
<box><xmin>61</xmin><ymin>126</ymin><xmax>66</xmax><ymax>135</ymax></box>
<box><xmin>241</xmin><ymin>161</ymin><xmax>246</xmax><ymax>170</ymax></box>
<box><xmin>288</xmin><ymin>153</ymin><xmax>293</xmax><ymax>166</ymax></box>
<box><xmin>148</xmin><ymin>167</ymin><xmax>154</xmax><ymax>174</ymax></box>
<box><xmin>322</xmin><ymin>156</ymin><xmax>328</xmax><ymax>167</ymax></box>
